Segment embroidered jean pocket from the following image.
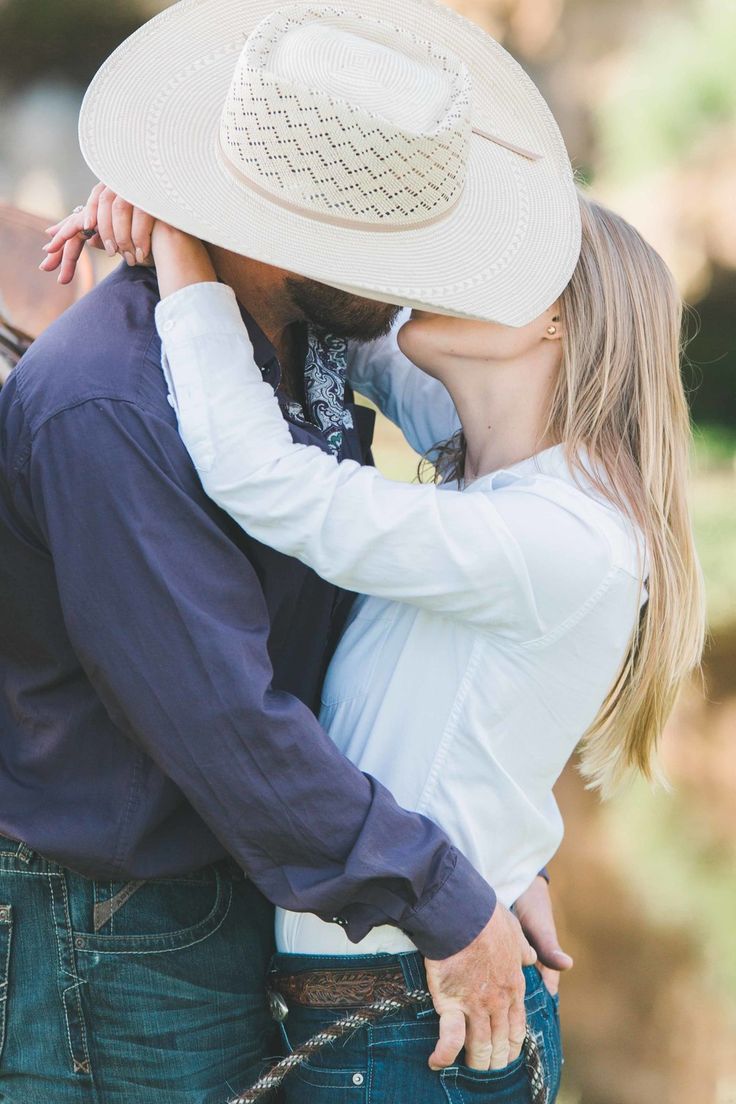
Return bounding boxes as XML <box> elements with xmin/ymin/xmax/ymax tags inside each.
<box><xmin>72</xmin><ymin>867</ymin><xmax>232</xmax><ymax>955</ymax></box>
<box><xmin>0</xmin><ymin>904</ymin><xmax>12</xmax><ymax>1064</ymax></box>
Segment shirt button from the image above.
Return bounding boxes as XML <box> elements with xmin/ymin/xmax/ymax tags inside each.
<box><xmin>162</xmin><ymin>319</ymin><xmax>175</xmax><ymax>332</ymax></box>
<box><xmin>352</xmin><ymin>1073</ymin><xmax>364</xmax><ymax>1086</ymax></box>
<box><xmin>331</xmin><ymin>916</ymin><xmax>348</xmax><ymax>928</ymax></box>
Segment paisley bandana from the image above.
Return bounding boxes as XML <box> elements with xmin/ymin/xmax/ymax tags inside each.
<box><xmin>283</xmin><ymin>326</ymin><xmax>354</xmax><ymax>455</ymax></box>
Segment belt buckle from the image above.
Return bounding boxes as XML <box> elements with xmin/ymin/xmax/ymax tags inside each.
<box><xmin>267</xmin><ymin>988</ymin><xmax>289</xmax><ymax>1023</ymax></box>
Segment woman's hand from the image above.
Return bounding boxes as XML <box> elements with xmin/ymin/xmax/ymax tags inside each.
<box><xmin>39</xmin><ymin>182</ymin><xmax>216</xmax><ymax>295</ymax></box>
<box><xmin>40</xmin><ymin>182</ymin><xmax>156</xmax><ymax>284</ymax></box>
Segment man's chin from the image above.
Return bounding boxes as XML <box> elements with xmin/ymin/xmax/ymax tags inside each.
<box><xmin>284</xmin><ymin>276</ymin><xmax>400</xmax><ymax>342</ymax></box>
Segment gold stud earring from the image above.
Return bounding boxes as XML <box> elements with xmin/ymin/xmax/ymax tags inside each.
<box><xmin>546</xmin><ymin>325</ymin><xmax>557</xmax><ymax>335</ymax></box>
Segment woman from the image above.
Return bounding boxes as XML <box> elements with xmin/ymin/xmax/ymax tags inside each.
<box><xmin>44</xmin><ymin>191</ymin><xmax>705</xmax><ymax>1104</ymax></box>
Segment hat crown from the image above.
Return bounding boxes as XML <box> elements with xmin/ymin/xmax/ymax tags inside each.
<box><xmin>220</xmin><ymin>3</ymin><xmax>472</xmax><ymax>227</ymax></box>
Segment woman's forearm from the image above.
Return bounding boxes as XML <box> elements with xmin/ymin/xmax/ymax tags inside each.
<box><xmin>151</xmin><ymin>222</ymin><xmax>217</xmax><ymax>298</ymax></box>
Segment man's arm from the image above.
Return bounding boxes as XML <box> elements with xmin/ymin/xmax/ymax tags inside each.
<box><xmin>20</xmin><ymin>393</ymin><xmax>494</xmax><ymax>959</ymax></box>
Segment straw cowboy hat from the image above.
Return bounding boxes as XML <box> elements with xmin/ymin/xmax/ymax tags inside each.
<box><xmin>79</xmin><ymin>0</ymin><xmax>581</xmax><ymax>325</ymax></box>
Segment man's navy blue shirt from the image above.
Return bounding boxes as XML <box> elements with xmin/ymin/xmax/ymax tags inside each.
<box><xmin>0</xmin><ymin>263</ymin><xmax>495</xmax><ymax>958</ymax></box>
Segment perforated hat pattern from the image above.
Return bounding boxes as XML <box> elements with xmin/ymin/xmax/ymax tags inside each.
<box><xmin>220</xmin><ymin>4</ymin><xmax>473</xmax><ymax>226</ymax></box>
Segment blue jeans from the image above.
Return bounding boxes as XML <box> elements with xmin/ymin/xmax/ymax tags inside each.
<box><xmin>272</xmin><ymin>951</ymin><xmax>563</xmax><ymax>1104</ymax></box>
<box><xmin>0</xmin><ymin>833</ymin><xmax>279</xmax><ymax>1103</ymax></box>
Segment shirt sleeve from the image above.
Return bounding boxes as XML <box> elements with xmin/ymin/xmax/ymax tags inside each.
<box><xmin>22</xmin><ymin>390</ymin><xmax>495</xmax><ymax>960</ymax></box>
<box><xmin>345</xmin><ymin>309</ymin><xmax>460</xmax><ymax>459</ymax></box>
<box><xmin>158</xmin><ymin>282</ymin><xmax>614</xmax><ymax>638</ymax></box>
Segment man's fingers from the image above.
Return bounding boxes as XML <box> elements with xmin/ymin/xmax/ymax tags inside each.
<box><xmin>507</xmin><ymin>993</ymin><xmax>527</xmax><ymax>1062</ymax></box>
<box><xmin>488</xmin><ymin>1007</ymin><xmax>511</xmax><ymax>1071</ymax></box>
<box><xmin>463</xmin><ymin>1014</ymin><xmax>493</xmax><ymax>1070</ymax></box>
<box><xmin>428</xmin><ymin>1007</ymin><xmax>466</xmax><ymax>1071</ymax></box>
<box><xmin>521</xmin><ymin>936</ymin><xmax>537</xmax><ymax>967</ymax></box>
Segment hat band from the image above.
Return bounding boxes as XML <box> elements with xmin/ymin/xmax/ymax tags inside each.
<box><xmin>471</xmin><ymin>127</ymin><xmax>542</xmax><ymax>161</ymax></box>
<box><xmin>216</xmin><ymin>136</ymin><xmax>464</xmax><ymax>234</ymax></box>
<box><xmin>216</xmin><ymin>126</ymin><xmax>541</xmax><ymax>234</ymax></box>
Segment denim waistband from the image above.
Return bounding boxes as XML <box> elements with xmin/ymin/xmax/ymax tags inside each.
<box><xmin>0</xmin><ymin>831</ymin><xmax>243</xmax><ymax>882</ymax></box>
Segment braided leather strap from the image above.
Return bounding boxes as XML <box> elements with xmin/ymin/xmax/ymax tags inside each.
<box><xmin>228</xmin><ymin>988</ymin><xmax>547</xmax><ymax>1104</ymax></box>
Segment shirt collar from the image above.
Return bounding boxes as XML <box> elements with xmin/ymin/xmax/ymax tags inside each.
<box><xmin>463</xmin><ymin>444</ymin><xmax>570</xmax><ymax>493</ymax></box>
<box><xmin>234</xmin><ymin>299</ymin><xmax>281</xmax><ymax>379</ymax></box>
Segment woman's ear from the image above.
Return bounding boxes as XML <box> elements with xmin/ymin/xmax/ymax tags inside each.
<box><xmin>542</xmin><ymin>310</ymin><xmax>564</xmax><ymax>342</ymax></box>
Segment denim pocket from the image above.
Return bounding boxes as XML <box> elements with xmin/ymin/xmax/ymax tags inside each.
<box><xmin>280</xmin><ymin>1017</ymin><xmax>369</xmax><ymax>1103</ymax></box>
<box><xmin>0</xmin><ymin>904</ymin><xmax>12</xmax><ymax>1064</ymax></box>
<box><xmin>72</xmin><ymin>867</ymin><xmax>232</xmax><ymax>955</ymax></box>
<box><xmin>440</xmin><ymin>1050</ymin><xmax>530</xmax><ymax>1103</ymax></box>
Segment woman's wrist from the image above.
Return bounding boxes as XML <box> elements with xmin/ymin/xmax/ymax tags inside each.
<box><xmin>152</xmin><ymin>222</ymin><xmax>217</xmax><ymax>298</ymax></box>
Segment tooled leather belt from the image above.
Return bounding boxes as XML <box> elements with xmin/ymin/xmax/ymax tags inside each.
<box><xmin>269</xmin><ymin>965</ymin><xmax>407</xmax><ymax>1009</ymax></box>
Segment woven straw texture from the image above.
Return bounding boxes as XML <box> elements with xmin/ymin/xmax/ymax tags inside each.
<box><xmin>79</xmin><ymin>0</ymin><xmax>581</xmax><ymax>324</ymax></box>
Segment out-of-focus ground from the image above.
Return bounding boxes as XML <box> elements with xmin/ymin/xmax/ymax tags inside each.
<box><xmin>1</xmin><ymin>1</ymin><xmax>735</xmax><ymax>1101</ymax></box>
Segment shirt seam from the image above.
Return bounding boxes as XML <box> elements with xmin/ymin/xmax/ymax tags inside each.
<box><xmin>415</xmin><ymin>637</ymin><xmax>485</xmax><ymax>815</ymax></box>
<box><xmin>518</xmin><ymin>565</ymin><xmax>623</xmax><ymax>650</ymax></box>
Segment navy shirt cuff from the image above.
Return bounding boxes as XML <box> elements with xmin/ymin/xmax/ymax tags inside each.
<box><xmin>401</xmin><ymin>849</ymin><xmax>497</xmax><ymax>960</ymax></box>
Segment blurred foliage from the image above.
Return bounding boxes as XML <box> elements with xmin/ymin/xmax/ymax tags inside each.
<box><xmin>684</xmin><ymin>271</ymin><xmax>736</xmax><ymax>432</ymax></box>
<box><xmin>604</xmin><ymin>776</ymin><xmax>736</xmax><ymax>1003</ymax></box>
<box><xmin>598</xmin><ymin>0</ymin><xmax>736</xmax><ymax>182</ymax></box>
<box><xmin>0</xmin><ymin>0</ymin><xmax>147</xmax><ymax>91</ymax></box>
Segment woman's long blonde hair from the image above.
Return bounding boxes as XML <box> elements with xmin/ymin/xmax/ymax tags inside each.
<box><xmin>431</xmin><ymin>194</ymin><xmax>706</xmax><ymax>798</ymax></box>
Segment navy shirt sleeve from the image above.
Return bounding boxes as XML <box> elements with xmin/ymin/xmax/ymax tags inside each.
<box><xmin>21</xmin><ymin>394</ymin><xmax>495</xmax><ymax>959</ymax></box>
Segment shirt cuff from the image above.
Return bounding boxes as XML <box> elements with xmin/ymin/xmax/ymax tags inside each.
<box><xmin>155</xmin><ymin>281</ymin><xmax>244</xmax><ymax>347</ymax></box>
<box><xmin>402</xmin><ymin>849</ymin><xmax>497</xmax><ymax>960</ymax></box>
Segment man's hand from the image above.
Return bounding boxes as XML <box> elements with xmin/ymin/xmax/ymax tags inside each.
<box><xmin>425</xmin><ymin>901</ymin><xmax>537</xmax><ymax>1072</ymax></box>
<box><xmin>512</xmin><ymin>874</ymin><xmax>573</xmax><ymax>998</ymax></box>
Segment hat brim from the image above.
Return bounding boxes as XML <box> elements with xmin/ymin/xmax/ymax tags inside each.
<box><xmin>79</xmin><ymin>0</ymin><xmax>581</xmax><ymax>325</ymax></box>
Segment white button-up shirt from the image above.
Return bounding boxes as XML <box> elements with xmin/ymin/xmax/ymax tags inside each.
<box><xmin>157</xmin><ymin>283</ymin><xmax>646</xmax><ymax>956</ymax></box>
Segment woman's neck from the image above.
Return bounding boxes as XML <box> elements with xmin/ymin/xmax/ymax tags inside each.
<box><xmin>443</xmin><ymin>349</ymin><xmax>558</xmax><ymax>484</ymax></box>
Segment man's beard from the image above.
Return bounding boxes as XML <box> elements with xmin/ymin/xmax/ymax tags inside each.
<box><xmin>285</xmin><ymin>275</ymin><xmax>401</xmax><ymax>342</ymax></box>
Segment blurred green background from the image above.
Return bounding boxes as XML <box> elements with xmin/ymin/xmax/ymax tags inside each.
<box><xmin>0</xmin><ymin>2</ymin><xmax>734</xmax><ymax>1102</ymax></box>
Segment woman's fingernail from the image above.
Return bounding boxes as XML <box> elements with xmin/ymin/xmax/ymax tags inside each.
<box><xmin>124</xmin><ymin>251</ymin><xmax>136</xmax><ymax>266</ymax></box>
<box><xmin>104</xmin><ymin>240</ymin><xmax>116</xmax><ymax>256</ymax></box>
<box><xmin>135</xmin><ymin>247</ymin><xmax>145</xmax><ymax>264</ymax></box>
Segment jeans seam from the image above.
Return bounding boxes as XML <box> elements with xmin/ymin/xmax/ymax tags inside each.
<box><xmin>0</xmin><ymin>905</ymin><xmax>12</xmax><ymax>1063</ymax></box>
<box><xmin>47</xmin><ymin>872</ymin><xmax>93</xmax><ymax>1078</ymax></box>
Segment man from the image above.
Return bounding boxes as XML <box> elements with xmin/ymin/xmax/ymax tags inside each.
<box><xmin>0</xmin><ymin>0</ymin><xmax>578</xmax><ymax>1100</ymax></box>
